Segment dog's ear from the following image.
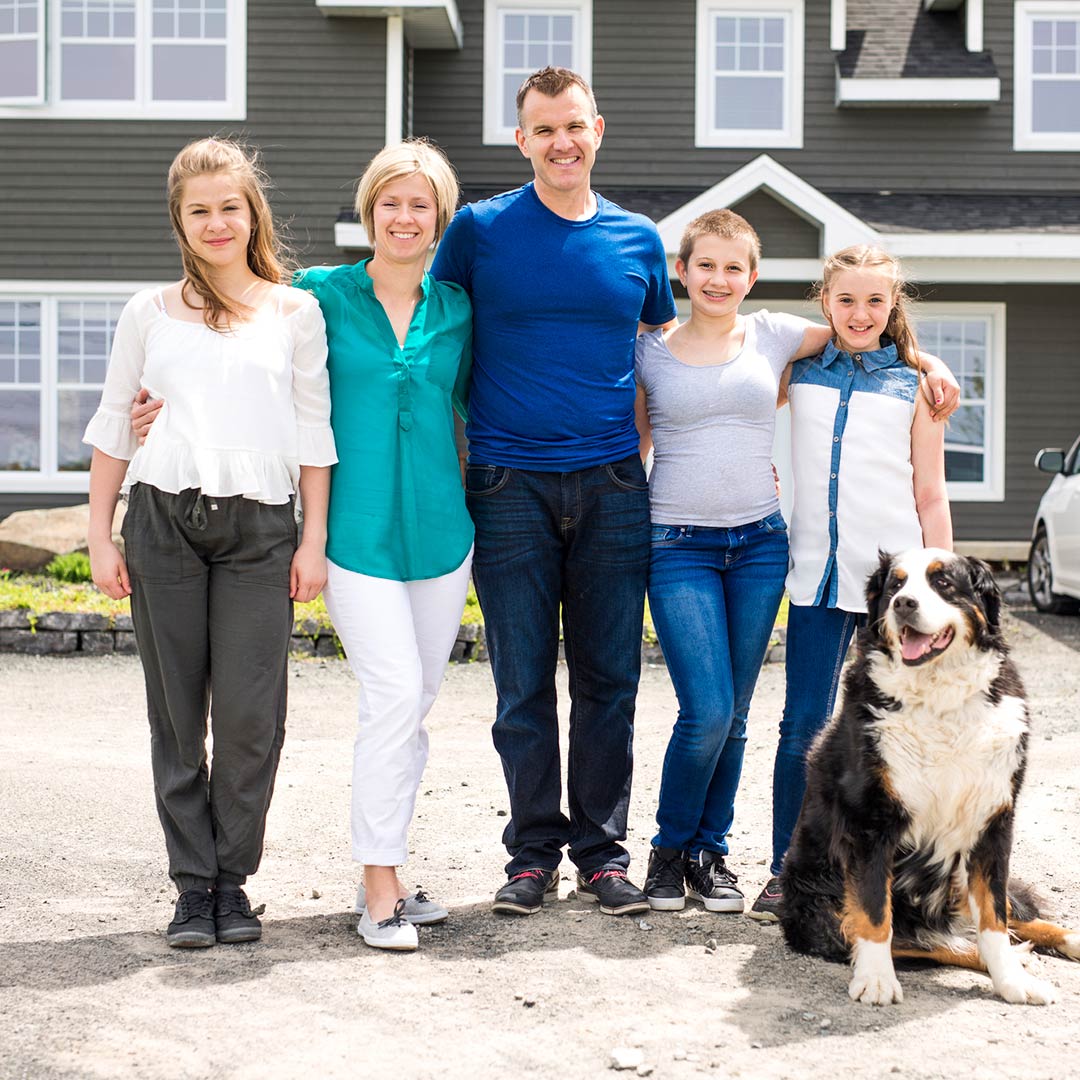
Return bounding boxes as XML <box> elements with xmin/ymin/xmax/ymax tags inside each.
<box><xmin>864</xmin><ymin>550</ymin><xmax>893</xmax><ymax>634</ymax></box>
<box><xmin>966</xmin><ymin>556</ymin><xmax>1002</xmax><ymax>630</ymax></box>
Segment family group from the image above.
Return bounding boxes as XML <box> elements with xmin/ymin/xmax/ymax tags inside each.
<box><xmin>84</xmin><ymin>66</ymin><xmax>958</xmax><ymax>952</ymax></box>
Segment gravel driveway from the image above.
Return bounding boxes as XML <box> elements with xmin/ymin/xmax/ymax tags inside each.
<box><xmin>2</xmin><ymin>593</ymin><xmax>1079</xmax><ymax>1080</ymax></box>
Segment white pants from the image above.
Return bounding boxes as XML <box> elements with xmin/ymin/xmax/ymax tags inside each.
<box><xmin>324</xmin><ymin>550</ymin><xmax>473</xmax><ymax>866</ymax></box>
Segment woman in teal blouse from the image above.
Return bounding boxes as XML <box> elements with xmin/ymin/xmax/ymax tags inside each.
<box><xmin>296</xmin><ymin>140</ymin><xmax>473</xmax><ymax>952</ymax></box>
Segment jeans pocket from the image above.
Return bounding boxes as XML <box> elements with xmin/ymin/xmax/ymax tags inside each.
<box><xmin>760</xmin><ymin>510</ymin><xmax>788</xmax><ymax>534</ymax></box>
<box><xmin>604</xmin><ymin>455</ymin><xmax>649</xmax><ymax>493</ymax></box>
<box><xmin>465</xmin><ymin>464</ymin><xmax>510</xmax><ymax>497</ymax></box>
<box><xmin>650</xmin><ymin>524</ymin><xmax>684</xmax><ymax>546</ymax></box>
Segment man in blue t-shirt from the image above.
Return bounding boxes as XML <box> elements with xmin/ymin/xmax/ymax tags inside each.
<box><xmin>432</xmin><ymin>66</ymin><xmax>677</xmax><ymax>917</ymax></box>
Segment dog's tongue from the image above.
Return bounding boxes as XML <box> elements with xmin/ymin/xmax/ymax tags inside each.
<box><xmin>900</xmin><ymin>627</ymin><xmax>934</xmax><ymax>661</ymax></box>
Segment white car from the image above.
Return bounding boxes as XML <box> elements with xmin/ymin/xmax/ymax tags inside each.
<box><xmin>1028</xmin><ymin>434</ymin><xmax>1080</xmax><ymax>614</ymax></box>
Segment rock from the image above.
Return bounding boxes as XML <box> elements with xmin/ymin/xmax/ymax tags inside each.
<box><xmin>0</xmin><ymin>629</ymin><xmax>78</xmax><ymax>654</ymax></box>
<box><xmin>0</xmin><ymin>502</ymin><xmax>125</xmax><ymax>572</ymax></box>
<box><xmin>37</xmin><ymin>612</ymin><xmax>111</xmax><ymax>631</ymax></box>
<box><xmin>311</xmin><ymin>889</ymin><xmax>321</xmax><ymax>900</ymax></box>
<box><xmin>704</xmin><ymin>938</ymin><xmax>718</xmax><ymax>952</ymax></box>
<box><xmin>637</xmin><ymin>920</ymin><xmax>652</xmax><ymax>931</ymax></box>
<box><xmin>674</xmin><ymin>1049</ymin><xmax>687</xmax><ymax>1061</ymax></box>
<box><xmin>636</xmin><ymin>1067</ymin><xmax>654</xmax><ymax>1078</ymax></box>
<box><xmin>610</xmin><ymin>1048</ymin><xmax>644</xmax><ymax>1071</ymax></box>
<box><xmin>80</xmin><ymin>631</ymin><xmax>116</xmax><ymax>655</ymax></box>
<box><xmin>0</xmin><ymin>610</ymin><xmax>31</xmax><ymax>629</ymax></box>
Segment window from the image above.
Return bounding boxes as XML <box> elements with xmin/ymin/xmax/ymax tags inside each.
<box><xmin>483</xmin><ymin>0</ymin><xmax>592</xmax><ymax>145</ymax></box>
<box><xmin>1015</xmin><ymin>2</ymin><xmax>1080</xmax><ymax>150</ymax></box>
<box><xmin>695</xmin><ymin>0</ymin><xmax>804</xmax><ymax>149</ymax></box>
<box><xmin>914</xmin><ymin>304</ymin><xmax>1005</xmax><ymax>501</ymax></box>
<box><xmin>0</xmin><ymin>0</ymin><xmax>245</xmax><ymax>119</ymax></box>
<box><xmin>0</xmin><ymin>289</ymin><xmax>131</xmax><ymax>491</ymax></box>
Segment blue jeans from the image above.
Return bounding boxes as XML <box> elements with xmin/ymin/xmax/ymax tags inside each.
<box><xmin>770</xmin><ymin>601</ymin><xmax>865</xmax><ymax>875</ymax></box>
<box><xmin>465</xmin><ymin>454</ymin><xmax>650</xmax><ymax>877</ymax></box>
<box><xmin>648</xmin><ymin>514</ymin><xmax>789</xmax><ymax>858</ymax></box>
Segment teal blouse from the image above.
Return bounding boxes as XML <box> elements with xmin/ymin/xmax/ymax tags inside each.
<box><xmin>295</xmin><ymin>260</ymin><xmax>474</xmax><ymax>581</ymax></box>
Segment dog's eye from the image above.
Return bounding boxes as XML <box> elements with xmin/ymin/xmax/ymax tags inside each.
<box><xmin>932</xmin><ymin>576</ymin><xmax>953</xmax><ymax>592</ymax></box>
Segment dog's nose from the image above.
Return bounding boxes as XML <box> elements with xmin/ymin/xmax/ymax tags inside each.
<box><xmin>894</xmin><ymin>595</ymin><xmax>919</xmax><ymax>615</ymax></box>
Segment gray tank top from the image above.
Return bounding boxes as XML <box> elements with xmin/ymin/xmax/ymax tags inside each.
<box><xmin>634</xmin><ymin>310</ymin><xmax>806</xmax><ymax>527</ymax></box>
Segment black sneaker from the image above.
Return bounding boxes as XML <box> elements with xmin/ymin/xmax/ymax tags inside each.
<box><xmin>167</xmin><ymin>888</ymin><xmax>216</xmax><ymax>948</ymax></box>
<box><xmin>685</xmin><ymin>851</ymin><xmax>744</xmax><ymax>913</ymax></box>
<box><xmin>644</xmin><ymin>846</ymin><xmax>687</xmax><ymax>911</ymax></box>
<box><xmin>747</xmin><ymin>876</ymin><xmax>783</xmax><ymax>923</ymax></box>
<box><xmin>492</xmin><ymin>868</ymin><xmax>560</xmax><ymax>915</ymax></box>
<box><xmin>575</xmin><ymin>868</ymin><xmax>650</xmax><ymax>916</ymax></box>
<box><xmin>214</xmin><ymin>885</ymin><xmax>263</xmax><ymax>943</ymax></box>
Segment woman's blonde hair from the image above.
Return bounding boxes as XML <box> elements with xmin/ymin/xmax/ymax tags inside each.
<box><xmin>815</xmin><ymin>245</ymin><xmax>922</xmax><ymax>372</ymax></box>
<box><xmin>167</xmin><ymin>137</ymin><xmax>289</xmax><ymax>330</ymax></box>
<box><xmin>355</xmin><ymin>138</ymin><xmax>459</xmax><ymax>248</ymax></box>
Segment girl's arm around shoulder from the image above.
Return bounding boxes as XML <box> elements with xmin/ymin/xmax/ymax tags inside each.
<box><xmin>911</xmin><ymin>392</ymin><xmax>953</xmax><ymax>550</ymax></box>
<box><xmin>916</xmin><ymin>350</ymin><xmax>960</xmax><ymax>423</ymax></box>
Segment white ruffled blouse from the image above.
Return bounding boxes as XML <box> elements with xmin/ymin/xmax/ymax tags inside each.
<box><xmin>83</xmin><ymin>287</ymin><xmax>337</xmax><ymax>504</ymax></box>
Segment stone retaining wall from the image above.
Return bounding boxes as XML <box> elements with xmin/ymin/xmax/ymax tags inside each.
<box><xmin>0</xmin><ymin>611</ymin><xmax>786</xmax><ymax>665</ymax></box>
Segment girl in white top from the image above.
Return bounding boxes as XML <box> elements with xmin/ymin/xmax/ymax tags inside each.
<box><xmin>84</xmin><ymin>138</ymin><xmax>336</xmax><ymax>949</ymax></box>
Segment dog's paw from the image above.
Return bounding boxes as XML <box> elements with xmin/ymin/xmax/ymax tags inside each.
<box><xmin>1057</xmin><ymin>932</ymin><xmax>1080</xmax><ymax>962</ymax></box>
<box><xmin>994</xmin><ymin>970</ymin><xmax>1057</xmax><ymax>1006</ymax></box>
<box><xmin>848</xmin><ymin>972</ymin><xmax>904</xmax><ymax>1006</ymax></box>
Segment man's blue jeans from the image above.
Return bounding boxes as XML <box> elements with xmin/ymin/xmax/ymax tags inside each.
<box><xmin>770</xmin><ymin>601</ymin><xmax>865</xmax><ymax>875</ymax></box>
<box><xmin>647</xmin><ymin>514</ymin><xmax>789</xmax><ymax>858</ymax></box>
<box><xmin>465</xmin><ymin>454</ymin><xmax>650</xmax><ymax>877</ymax></box>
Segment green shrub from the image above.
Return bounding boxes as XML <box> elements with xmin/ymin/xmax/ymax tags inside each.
<box><xmin>44</xmin><ymin>552</ymin><xmax>93</xmax><ymax>584</ymax></box>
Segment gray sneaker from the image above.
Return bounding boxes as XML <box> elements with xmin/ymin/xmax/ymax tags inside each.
<box><xmin>685</xmin><ymin>851</ymin><xmax>744</xmax><ymax>913</ymax></box>
<box><xmin>357</xmin><ymin>899</ymin><xmax>419</xmax><ymax>951</ymax></box>
<box><xmin>354</xmin><ymin>884</ymin><xmax>448</xmax><ymax>925</ymax></box>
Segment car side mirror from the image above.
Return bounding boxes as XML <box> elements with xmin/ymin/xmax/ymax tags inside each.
<box><xmin>1035</xmin><ymin>448</ymin><xmax>1066</xmax><ymax>474</ymax></box>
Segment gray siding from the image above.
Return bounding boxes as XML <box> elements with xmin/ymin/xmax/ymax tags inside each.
<box><xmin>757</xmin><ymin>282</ymin><xmax>1080</xmax><ymax>544</ymax></box>
<box><xmin>414</xmin><ymin>0</ymin><xmax>1080</xmax><ymax>196</ymax></box>
<box><xmin>0</xmin><ymin>0</ymin><xmax>387</xmax><ymax>281</ymax></box>
<box><xmin>730</xmin><ymin>191</ymin><xmax>820</xmax><ymax>259</ymax></box>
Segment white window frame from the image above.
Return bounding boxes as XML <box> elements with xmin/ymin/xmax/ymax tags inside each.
<box><xmin>482</xmin><ymin>0</ymin><xmax>592</xmax><ymax>146</ymax></box>
<box><xmin>0</xmin><ymin>0</ymin><xmax>46</xmax><ymax>103</ymax></box>
<box><xmin>695</xmin><ymin>0</ymin><xmax>804</xmax><ymax>149</ymax></box>
<box><xmin>0</xmin><ymin>282</ymin><xmax>147</xmax><ymax>494</ymax></box>
<box><xmin>914</xmin><ymin>302</ymin><xmax>1006</xmax><ymax>502</ymax></box>
<box><xmin>738</xmin><ymin>299</ymin><xmax>1005</xmax><ymax>505</ymax></box>
<box><xmin>1014</xmin><ymin>0</ymin><xmax>1080</xmax><ymax>151</ymax></box>
<box><xmin>0</xmin><ymin>0</ymin><xmax>246</xmax><ymax>120</ymax></box>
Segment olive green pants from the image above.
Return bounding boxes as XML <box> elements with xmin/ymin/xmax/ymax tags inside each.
<box><xmin>123</xmin><ymin>484</ymin><xmax>296</xmax><ymax>892</ymax></box>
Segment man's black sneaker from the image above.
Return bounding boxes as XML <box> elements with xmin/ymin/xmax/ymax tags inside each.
<box><xmin>644</xmin><ymin>846</ymin><xmax>687</xmax><ymax>911</ymax></box>
<box><xmin>685</xmin><ymin>851</ymin><xmax>744</xmax><ymax>913</ymax></box>
<box><xmin>492</xmin><ymin>868</ymin><xmax>560</xmax><ymax>915</ymax></box>
<box><xmin>167</xmin><ymin>888</ymin><xmax>216</xmax><ymax>948</ymax></box>
<box><xmin>747</xmin><ymin>876</ymin><xmax>783</xmax><ymax>923</ymax></box>
<box><xmin>214</xmin><ymin>885</ymin><xmax>263</xmax><ymax>943</ymax></box>
<box><xmin>575</xmin><ymin>868</ymin><xmax>650</xmax><ymax>916</ymax></box>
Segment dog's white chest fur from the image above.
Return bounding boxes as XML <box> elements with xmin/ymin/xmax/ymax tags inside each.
<box><xmin>867</xmin><ymin>655</ymin><xmax>1027</xmax><ymax>861</ymax></box>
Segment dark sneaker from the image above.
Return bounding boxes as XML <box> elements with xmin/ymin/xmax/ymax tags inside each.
<box><xmin>747</xmin><ymin>876</ymin><xmax>783</xmax><ymax>923</ymax></box>
<box><xmin>685</xmin><ymin>851</ymin><xmax>744</xmax><ymax>913</ymax></box>
<box><xmin>167</xmin><ymin>887</ymin><xmax>216</xmax><ymax>948</ymax></box>
<box><xmin>492</xmin><ymin>868</ymin><xmax>560</xmax><ymax>915</ymax></box>
<box><xmin>644</xmin><ymin>846</ymin><xmax>687</xmax><ymax>911</ymax></box>
<box><xmin>213</xmin><ymin>885</ymin><xmax>263</xmax><ymax>943</ymax></box>
<box><xmin>576</xmin><ymin>868</ymin><xmax>650</xmax><ymax>916</ymax></box>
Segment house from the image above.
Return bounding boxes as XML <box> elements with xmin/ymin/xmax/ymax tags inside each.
<box><xmin>2</xmin><ymin>0</ymin><xmax>1078</xmax><ymax>558</ymax></box>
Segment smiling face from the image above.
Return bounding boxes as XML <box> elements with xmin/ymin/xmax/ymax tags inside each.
<box><xmin>371</xmin><ymin>172</ymin><xmax>439</xmax><ymax>266</ymax></box>
<box><xmin>179</xmin><ymin>171</ymin><xmax>253</xmax><ymax>273</ymax></box>
<box><xmin>515</xmin><ymin>85</ymin><xmax>604</xmax><ymax>206</ymax></box>
<box><xmin>822</xmin><ymin>267</ymin><xmax>895</xmax><ymax>354</ymax></box>
<box><xmin>677</xmin><ymin>235</ymin><xmax>758</xmax><ymax>320</ymax></box>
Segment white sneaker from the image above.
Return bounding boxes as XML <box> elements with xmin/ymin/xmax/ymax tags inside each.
<box><xmin>354</xmin><ymin>884</ymin><xmax>449</xmax><ymax>925</ymax></box>
<box><xmin>357</xmin><ymin>900</ymin><xmax>419</xmax><ymax>951</ymax></box>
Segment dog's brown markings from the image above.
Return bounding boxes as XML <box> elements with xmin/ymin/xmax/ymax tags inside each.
<box><xmin>926</xmin><ymin>560</ymin><xmax>945</xmax><ymax>576</ymax></box>
<box><xmin>891</xmin><ymin>942</ymin><xmax>986</xmax><ymax>971</ymax></box>
<box><xmin>1009</xmin><ymin>918</ymin><xmax>1077</xmax><ymax>954</ymax></box>
<box><xmin>840</xmin><ymin>881</ymin><xmax>891</xmax><ymax>945</ymax></box>
<box><xmin>969</xmin><ymin>871</ymin><xmax>1006</xmax><ymax>934</ymax></box>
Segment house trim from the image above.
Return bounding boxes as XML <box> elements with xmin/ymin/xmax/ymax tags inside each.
<box><xmin>1013</xmin><ymin>0</ymin><xmax>1080</xmax><ymax>152</ymax></box>
<box><xmin>315</xmin><ymin>0</ymin><xmax>463</xmax><ymax>49</ymax></box>
<box><xmin>835</xmin><ymin>75</ymin><xmax>1001</xmax><ymax>106</ymax></box>
<box><xmin>830</xmin><ymin>0</ymin><xmax>845</xmax><ymax>51</ymax></box>
<box><xmin>386</xmin><ymin>14</ymin><xmax>404</xmax><ymax>145</ymax></box>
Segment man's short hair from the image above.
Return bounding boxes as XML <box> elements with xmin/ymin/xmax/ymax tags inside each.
<box><xmin>515</xmin><ymin>66</ymin><xmax>598</xmax><ymax>128</ymax></box>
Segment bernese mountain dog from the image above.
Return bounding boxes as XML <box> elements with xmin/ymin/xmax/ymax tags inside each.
<box><xmin>780</xmin><ymin>548</ymin><xmax>1079</xmax><ymax>1006</ymax></box>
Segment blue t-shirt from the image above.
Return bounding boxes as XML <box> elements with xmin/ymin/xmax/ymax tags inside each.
<box><xmin>431</xmin><ymin>183</ymin><xmax>676</xmax><ymax>471</ymax></box>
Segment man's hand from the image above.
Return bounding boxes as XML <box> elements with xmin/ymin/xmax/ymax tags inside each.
<box><xmin>290</xmin><ymin>541</ymin><xmax>327</xmax><ymax>604</ymax></box>
<box><xmin>131</xmin><ymin>388</ymin><xmax>164</xmax><ymax>443</ymax></box>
